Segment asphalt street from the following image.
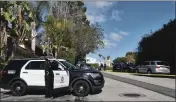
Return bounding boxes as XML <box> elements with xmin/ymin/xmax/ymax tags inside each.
<box><xmin>103</xmin><ymin>71</ymin><xmax>175</xmax><ymax>89</ymax></box>
<box><xmin>102</xmin><ymin>71</ymin><xmax>176</xmax><ymax>98</ymax></box>
<box><xmin>0</xmin><ymin>77</ymin><xmax>175</xmax><ymax>101</ymax></box>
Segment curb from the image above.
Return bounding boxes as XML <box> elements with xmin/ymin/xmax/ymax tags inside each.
<box><xmin>102</xmin><ymin>72</ymin><xmax>175</xmax><ymax>98</ymax></box>
<box><xmin>130</xmin><ymin>74</ymin><xmax>176</xmax><ymax>79</ymax></box>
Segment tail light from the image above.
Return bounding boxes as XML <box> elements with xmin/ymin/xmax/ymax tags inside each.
<box><xmin>155</xmin><ymin>66</ymin><xmax>160</xmax><ymax>68</ymax></box>
<box><xmin>0</xmin><ymin>69</ymin><xmax>7</xmax><ymax>78</ymax></box>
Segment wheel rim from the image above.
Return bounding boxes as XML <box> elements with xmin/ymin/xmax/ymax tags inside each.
<box><xmin>76</xmin><ymin>83</ymin><xmax>87</xmax><ymax>95</ymax></box>
<box><xmin>12</xmin><ymin>83</ymin><xmax>24</xmax><ymax>95</ymax></box>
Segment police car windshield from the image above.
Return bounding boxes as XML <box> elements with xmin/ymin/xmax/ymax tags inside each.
<box><xmin>60</xmin><ymin>61</ymin><xmax>79</xmax><ymax>69</ymax></box>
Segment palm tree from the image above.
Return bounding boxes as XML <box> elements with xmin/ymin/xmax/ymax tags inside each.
<box><xmin>98</xmin><ymin>54</ymin><xmax>102</xmax><ymax>64</ymax></box>
<box><xmin>107</xmin><ymin>56</ymin><xmax>110</xmax><ymax>60</ymax></box>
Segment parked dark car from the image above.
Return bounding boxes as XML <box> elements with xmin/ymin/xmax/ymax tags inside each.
<box><xmin>113</xmin><ymin>63</ymin><xmax>123</xmax><ymax>72</ymax></box>
<box><xmin>122</xmin><ymin>63</ymin><xmax>136</xmax><ymax>72</ymax></box>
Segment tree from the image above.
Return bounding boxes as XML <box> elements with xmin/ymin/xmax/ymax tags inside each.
<box><xmin>136</xmin><ymin>19</ymin><xmax>176</xmax><ymax>74</ymax></box>
<box><xmin>98</xmin><ymin>54</ymin><xmax>102</xmax><ymax>63</ymax></box>
<box><xmin>36</xmin><ymin>1</ymin><xmax>104</xmax><ymax>64</ymax></box>
<box><xmin>44</xmin><ymin>15</ymin><xmax>73</xmax><ymax>58</ymax></box>
<box><xmin>107</xmin><ymin>56</ymin><xmax>110</xmax><ymax>60</ymax></box>
<box><xmin>125</xmin><ymin>52</ymin><xmax>136</xmax><ymax>64</ymax></box>
<box><xmin>0</xmin><ymin>1</ymin><xmax>36</xmax><ymax>62</ymax></box>
<box><xmin>113</xmin><ymin>57</ymin><xmax>126</xmax><ymax>63</ymax></box>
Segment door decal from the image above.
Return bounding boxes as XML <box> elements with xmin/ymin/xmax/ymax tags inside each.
<box><xmin>61</xmin><ymin>76</ymin><xmax>64</xmax><ymax>83</ymax></box>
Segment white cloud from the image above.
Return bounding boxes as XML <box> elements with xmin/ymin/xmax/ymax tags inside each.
<box><xmin>85</xmin><ymin>1</ymin><xmax>118</xmax><ymax>24</ymax></box>
<box><xmin>110</xmin><ymin>32</ymin><xmax>123</xmax><ymax>42</ymax></box>
<box><xmin>119</xmin><ymin>31</ymin><xmax>129</xmax><ymax>36</ymax></box>
<box><xmin>110</xmin><ymin>10</ymin><xmax>121</xmax><ymax>21</ymax></box>
<box><xmin>86</xmin><ymin>57</ymin><xmax>97</xmax><ymax>64</ymax></box>
<box><xmin>95</xmin><ymin>1</ymin><xmax>113</xmax><ymax>8</ymax></box>
<box><xmin>86</xmin><ymin>13</ymin><xmax>106</xmax><ymax>24</ymax></box>
<box><xmin>103</xmin><ymin>30</ymin><xmax>129</xmax><ymax>48</ymax></box>
<box><xmin>104</xmin><ymin>39</ymin><xmax>118</xmax><ymax>48</ymax></box>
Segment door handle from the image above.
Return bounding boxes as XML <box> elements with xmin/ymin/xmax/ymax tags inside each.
<box><xmin>23</xmin><ymin>72</ymin><xmax>28</xmax><ymax>73</ymax></box>
<box><xmin>56</xmin><ymin>73</ymin><xmax>60</xmax><ymax>75</ymax></box>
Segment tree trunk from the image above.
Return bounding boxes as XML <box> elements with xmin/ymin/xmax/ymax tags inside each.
<box><xmin>56</xmin><ymin>46</ymin><xmax>61</xmax><ymax>58</ymax></box>
<box><xmin>0</xmin><ymin>22</ymin><xmax>2</xmax><ymax>57</ymax></box>
<box><xmin>55</xmin><ymin>46</ymin><xmax>58</xmax><ymax>58</ymax></box>
<box><xmin>18</xmin><ymin>5</ymin><xmax>22</xmax><ymax>29</ymax></box>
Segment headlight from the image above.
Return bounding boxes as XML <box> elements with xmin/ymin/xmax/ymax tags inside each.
<box><xmin>89</xmin><ymin>73</ymin><xmax>101</xmax><ymax>78</ymax></box>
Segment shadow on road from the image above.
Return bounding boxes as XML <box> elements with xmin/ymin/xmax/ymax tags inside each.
<box><xmin>3</xmin><ymin>89</ymin><xmax>102</xmax><ymax>98</ymax></box>
<box><xmin>3</xmin><ymin>88</ymin><xmax>72</xmax><ymax>98</ymax></box>
<box><xmin>72</xmin><ymin>89</ymin><xmax>102</xmax><ymax>97</ymax></box>
<box><xmin>28</xmin><ymin>88</ymin><xmax>72</xmax><ymax>98</ymax></box>
<box><xmin>90</xmin><ymin>89</ymin><xmax>102</xmax><ymax>95</ymax></box>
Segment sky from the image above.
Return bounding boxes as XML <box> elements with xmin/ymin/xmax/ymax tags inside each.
<box><xmin>84</xmin><ymin>1</ymin><xmax>175</xmax><ymax>62</ymax></box>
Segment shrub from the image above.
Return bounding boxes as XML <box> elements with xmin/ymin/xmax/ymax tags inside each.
<box><xmin>106</xmin><ymin>67</ymin><xmax>112</xmax><ymax>70</ymax></box>
<box><xmin>88</xmin><ymin>63</ymin><xmax>99</xmax><ymax>69</ymax></box>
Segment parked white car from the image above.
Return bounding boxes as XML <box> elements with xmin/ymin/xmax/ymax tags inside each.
<box><xmin>135</xmin><ymin>61</ymin><xmax>170</xmax><ymax>74</ymax></box>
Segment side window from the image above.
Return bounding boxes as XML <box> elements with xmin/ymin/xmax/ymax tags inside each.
<box><xmin>25</xmin><ymin>61</ymin><xmax>44</xmax><ymax>70</ymax></box>
<box><xmin>58</xmin><ymin>64</ymin><xmax>64</xmax><ymax>70</ymax></box>
<box><xmin>144</xmin><ymin>62</ymin><xmax>149</xmax><ymax>65</ymax></box>
<box><xmin>150</xmin><ymin>62</ymin><xmax>155</xmax><ymax>65</ymax></box>
<box><xmin>51</xmin><ymin>61</ymin><xmax>64</xmax><ymax>71</ymax></box>
<box><xmin>6</xmin><ymin>60</ymin><xmax>27</xmax><ymax>70</ymax></box>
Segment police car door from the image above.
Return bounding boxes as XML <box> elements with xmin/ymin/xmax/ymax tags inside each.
<box><xmin>53</xmin><ymin>62</ymin><xmax>69</xmax><ymax>88</ymax></box>
<box><xmin>20</xmin><ymin>60</ymin><xmax>45</xmax><ymax>86</ymax></box>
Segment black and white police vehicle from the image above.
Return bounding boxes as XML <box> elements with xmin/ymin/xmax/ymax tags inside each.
<box><xmin>0</xmin><ymin>58</ymin><xmax>105</xmax><ymax>97</ymax></box>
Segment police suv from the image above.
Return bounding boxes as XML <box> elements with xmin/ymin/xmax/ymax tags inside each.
<box><xmin>0</xmin><ymin>58</ymin><xmax>105</xmax><ymax>97</ymax></box>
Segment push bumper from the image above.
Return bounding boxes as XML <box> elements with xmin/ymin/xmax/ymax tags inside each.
<box><xmin>91</xmin><ymin>79</ymin><xmax>105</xmax><ymax>93</ymax></box>
<box><xmin>92</xmin><ymin>84</ymin><xmax>104</xmax><ymax>90</ymax></box>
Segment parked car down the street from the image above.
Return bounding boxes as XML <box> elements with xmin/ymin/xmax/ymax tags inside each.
<box><xmin>112</xmin><ymin>63</ymin><xmax>123</xmax><ymax>72</ymax></box>
<box><xmin>122</xmin><ymin>63</ymin><xmax>136</xmax><ymax>73</ymax></box>
<box><xmin>135</xmin><ymin>61</ymin><xmax>170</xmax><ymax>74</ymax></box>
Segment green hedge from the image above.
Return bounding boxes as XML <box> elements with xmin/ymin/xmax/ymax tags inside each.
<box><xmin>88</xmin><ymin>64</ymin><xmax>113</xmax><ymax>70</ymax></box>
<box><xmin>106</xmin><ymin>67</ymin><xmax>113</xmax><ymax>70</ymax></box>
<box><xmin>89</xmin><ymin>63</ymin><xmax>99</xmax><ymax>69</ymax></box>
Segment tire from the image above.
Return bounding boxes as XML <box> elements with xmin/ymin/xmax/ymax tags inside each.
<box><xmin>10</xmin><ymin>81</ymin><xmax>27</xmax><ymax>96</ymax></box>
<box><xmin>147</xmin><ymin>70</ymin><xmax>152</xmax><ymax>74</ymax></box>
<box><xmin>73</xmin><ymin>80</ymin><xmax>90</xmax><ymax>97</ymax></box>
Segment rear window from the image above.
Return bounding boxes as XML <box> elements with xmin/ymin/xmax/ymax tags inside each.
<box><xmin>5</xmin><ymin>60</ymin><xmax>28</xmax><ymax>70</ymax></box>
<box><xmin>157</xmin><ymin>62</ymin><xmax>169</xmax><ymax>66</ymax></box>
<box><xmin>150</xmin><ymin>62</ymin><xmax>155</xmax><ymax>65</ymax></box>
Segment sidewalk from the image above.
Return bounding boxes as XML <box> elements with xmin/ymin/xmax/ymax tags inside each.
<box><xmin>102</xmin><ymin>71</ymin><xmax>175</xmax><ymax>90</ymax></box>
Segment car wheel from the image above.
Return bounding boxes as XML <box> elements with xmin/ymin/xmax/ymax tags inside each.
<box><xmin>147</xmin><ymin>70</ymin><xmax>152</xmax><ymax>74</ymax></box>
<box><xmin>73</xmin><ymin>80</ymin><xmax>90</xmax><ymax>97</ymax></box>
<box><xmin>11</xmin><ymin>81</ymin><xmax>27</xmax><ymax>96</ymax></box>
